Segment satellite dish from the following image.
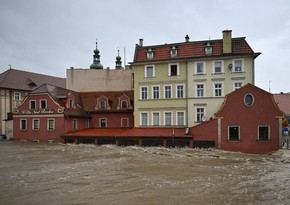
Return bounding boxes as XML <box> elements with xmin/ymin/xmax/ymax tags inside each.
<box><xmin>202</xmin><ymin>116</ymin><xmax>208</xmax><ymax>122</ymax></box>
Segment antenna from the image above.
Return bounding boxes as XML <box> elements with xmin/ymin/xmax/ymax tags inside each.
<box><xmin>269</xmin><ymin>80</ymin><xmax>271</xmax><ymax>93</ymax></box>
<box><xmin>124</xmin><ymin>47</ymin><xmax>126</xmax><ymax>68</ymax></box>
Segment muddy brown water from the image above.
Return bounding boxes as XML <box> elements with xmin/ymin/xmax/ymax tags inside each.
<box><xmin>0</xmin><ymin>141</ymin><xmax>289</xmax><ymax>205</ymax></box>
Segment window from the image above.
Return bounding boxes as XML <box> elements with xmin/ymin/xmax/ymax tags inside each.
<box><xmin>177</xmin><ymin>112</ymin><xmax>185</xmax><ymax>126</ymax></box>
<box><xmin>213</xmin><ymin>61</ymin><xmax>223</xmax><ymax>73</ymax></box>
<box><xmin>234</xmin><ymin>82</ymin><xmax>243</xmax><ymax>90</ymax></box>
<box><xmin>145</xmin><ymin>65</ymin><xmax>155</xmax><ymax>78</ymax></box>
<box><xmin>20</xmin><ymin>119</ymin><xmax>27</xmax><ymax>130</ymax></box>
<box><xmin>164</xmin><ymin>112</ymin><xmax>172</xmax><ymax>126</ymax></box>
<box><xmin>176</xmin><ymin>85</ymin><xmax>184</xmax><ymax>98</ymax></box>
<box><xmin>196</xmin><ymin>108</ymin><xmax>204</xmax><ymax>122</ymax></box>
<box><xmin>141</xmin><ymin>87</ymin><xmax>148</xmax><ymax>100</ymax></box>
<box><xmin>169</xmin><ymin>63</ymin><xmax>179</xmax><ymax>77</ymax></box>
<box><xmin>152</xmin><ymin>112</ymin><xmax>160</xmax><ymax>126</ymax></box>
<box><xmin>146</xmin><ymin>48</ymin><xmax>154</xmax><ymax>59</ymax></box>
<box><xmin>100</xmin><ymin>118</ymin><xmax>107</xmax><ymax>128</ymax></box>
<box><xmin>195</xmin><ymin>62</ymin><xmax>205</xmax><ymax>75</ymax></box>
<box><xmin>69</xmin><ymin>99</ymin><xmax>74</xmax><ymax>108</ymax></box>
<box><xmin>121</xmin><ymin>118</ymin><xmax>129</xmax><ymax>127</ymax></box>
<box><xmin>30</xmin><ymin>100</ymin><xmax>36</xmax><ymax>109</ymax></box>
<box><xmin>47</xmin><ymin>119</ymin><xmax>55</xmax><ymax>130</ymax></box>
<box><xmin>258</xmin><ymin>126</ymin><xmax>270</xmax><ymax>141</ymax></box>
<box><xmin>73</xmin><ymin>119</ymin><xmax>77</xmax><ymax>130</ymax></box>
<box><xmin>152</xmin><ymin>86</ymin><xmax>159</xmax><ymax>99</ymax></box>
<box><xmin>244</xmin><ymin>93</ymin><xmax>254</xmax><ymax>106</ymax></box>
<box><xmin>164</xmin><ymin>85</ymin><xmax>172</xmax><ymax>99</ymax></box>
<box><xmin>170</xmin><ymin>46</ymin><xmax>178</xmax><ymax>57</ymax></box>
<box><xmin>86</xmin><ymin>119</ymin><xmax>90</xmax><ymax>128</ymax></box>
<box><xmin>214</xmin><ymin>83</ymin><xmax>223</xmax><ymax>97</ymax></box>
<box><xmin>40</xmin><ymin>100</ymin><xmax>47</xmax><ymax>109</ymax></box>
<box><xmin>140</xmin><ymin>112</ymin><xmax>148</xmax><ymax>126</ymax></box>
<box><xmin>14</xmin><ymin>92</ymin><xmax>21</xmax><ymax>101</ymax></box>
<box><xmin>233</xmin><ymin>59</ymin><xmax>243</xmax><ymax>72</ymax></box>
<box><xmin>100</xmin><ymin>100</ymin><xmax>106</xmax><ymax>109</ymax></box>
<box><xmin>205</xmin><ymin>42</ymin><xmax>213</xmax><ymax>55</ymax></box>
<box><xmin>196</xmin><ymin>84</ymin><xmax>204</xmax><ymax>97</ymax></box>
<box><xmin>32</xmin><ymin>119</ymin><xmax>40</xmax><ymax>130</ymax></box>
<box><xmin>121</xmin><ymin>100</ymin><xmax>128</xmax><ymax>108</ymax></box>
<box><xmin>228</xmin><ymin>126</ymin><xmax>240</xmax><ymax>141</ymax></box>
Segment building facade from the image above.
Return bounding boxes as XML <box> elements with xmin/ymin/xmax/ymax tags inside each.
<box><xmin>0</xmin><ymin>68</ymin><xmax>66</xmax><ymax>139</ymax></box>
<box><xmin>190</xmin><ymin>84</ymin><xmax>284</xmax><ymax>154</ymax></box>
<box><xmin>131</xmin><ymin>30</ymin><xmax>260</xmax><ymax>128</ymax></box>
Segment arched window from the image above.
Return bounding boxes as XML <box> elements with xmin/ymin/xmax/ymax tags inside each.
<box><xmin>100</xmin><ymin>100</ymin><xmax>106</xmax><ymax>109</ymax></box>
<box><xmin>121</xmin><ymin>100</ymin><xmax>128</xmax><ymax>109</ymax></box>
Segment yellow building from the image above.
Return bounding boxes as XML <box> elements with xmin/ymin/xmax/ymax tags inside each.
<box><xmin>131</xmin><ymin>30</ymin><xmax>260</xmax><ymax>128</ymax></box>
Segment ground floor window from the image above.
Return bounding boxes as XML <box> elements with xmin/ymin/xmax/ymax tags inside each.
<box><xmin>20</xmin><ymin>119</ymin><xmax>27</xmax><ymax>130</ymax></box>
<box><xmin>228</xmin><ymin>126</ymin><xmax>240</xmax><ymax>141</ymax></box>
<box><xmin>258</xmin><ymin>125</ymin><xmax>270</xmax><ymax>141</ymax></box>
<box><xmin>47</xmin><ymin>119</ymin><xmax>55</xmax><ymax>130</ymax></box>
<box><xmin>32</xmin><ymin>119</ymin><xmax>40</xmax><ymax>130</ymax></box>
<box><xmin>100</xmin><ymin>118</ymin><xmax>107</xmax><ymax>128</ymax></box>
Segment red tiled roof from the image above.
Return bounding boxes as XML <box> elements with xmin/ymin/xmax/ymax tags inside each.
<box><xmin>274</xmin><ymin>93</ymin><xmax>290</xmax><ymax>115</ymax></box>
<box><xmin>133</xmin><ymin>38</ymin><xmax>259</xmax><ymax>63</ymax></box>
<box><xmin>80</xmin><ymin>91</ymin><xmax>134</xmax><ymax>112</ymax></box>
<box><xmin>62</xmin><ymin>127</ymin><xmax>190</xmax><ymax>138</ymax></box>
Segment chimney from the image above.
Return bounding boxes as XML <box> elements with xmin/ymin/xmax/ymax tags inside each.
<box><xmin>222</xmin><ymin>30</ymin><xmax>232</xmax><ymax>54</ymax></box>
<box><xmin>139</xmin><ymin>39</ymin><xmax>143</xmax><ymax>47</ymax></box>
<box><xmin>185</xmin><ymin>35</ymin><xmax>190</xmax><ymax>42</ymax></box>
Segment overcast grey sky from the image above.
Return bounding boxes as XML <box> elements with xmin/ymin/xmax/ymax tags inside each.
<box><xmin>1</xmin><ymin>0</ymin><xmax>290</xmax><ymax>93</ymax></box>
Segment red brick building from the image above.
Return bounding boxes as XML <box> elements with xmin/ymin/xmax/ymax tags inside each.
<box><xmin>190</xmin><ymin>84</ymin><xmax>284</xmax><ymax>154</ymax></box>
<box><xmin>13</xmin><ymin>84</ymin><xmax>88</xmax><ymax>143</ymax></box>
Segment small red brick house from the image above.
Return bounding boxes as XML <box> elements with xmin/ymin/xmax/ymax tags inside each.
<box><xmin>80</xmin><ymin>91</ymin><xmax>134</xmax><ymax>128</ymax></box>
<box><xmin>13</xmin><ymin>84</ymin><xmax>88</xmax><ymax>143</ymax></box>
<box><xmin>190</xmin><ymin>84</ymin><xmax>284</xmax><ymax>154</ymax></box>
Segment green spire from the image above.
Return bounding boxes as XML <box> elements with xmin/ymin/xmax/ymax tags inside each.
<box><xmin>115</xmin><ymin>49</ymin><xmax>122</xmax><ymax>69</ymax></box>
<box><xmin>90</xmin><ymin>40</ymin><xmax>103</xmax><ymax>69</ymax></box>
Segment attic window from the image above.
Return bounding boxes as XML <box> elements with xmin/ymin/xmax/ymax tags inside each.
<box><xmin>100</xmin><ymin>100</ymin><xmax>106</xmax><ymax>109</ymax></box>
<box><xmin>170</xmin><ymin>46</ymin><xmax>178</xmax><ymax>57</ymax></box>
<box><xmin>244</xmin><ymin>93</ymin><xmax>254</xmax><ymax>107</ymax></box>
<box><xmin>122</xmin><ymin>100</ymin><xmax>128</xmax><ymax>109</ymax></box>
<box><xmin>204</xmin><ymin>42</ymin><xmax>213</xmax><ymax>55</ymax></box>
<box><xmin>146</xmin><ymin>48</ymin><xmax>154</xmax><ymax>59</ymax></box>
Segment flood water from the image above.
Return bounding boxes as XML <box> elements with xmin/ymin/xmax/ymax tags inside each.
<box><xmin>0</xmin><ymin>141</ymin><xmax>290</xmax><ymax>205</ymax></box>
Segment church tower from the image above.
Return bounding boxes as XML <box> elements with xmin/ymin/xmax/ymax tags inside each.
<box><xmin>115</xmin><ymin>49</ymin><xmax>122</xmax><ymax>69</ymax></box>
<box><xmin>90</xmin><ymin>40</ymin><xmax>103</xmax><ymax>69</ymax></box>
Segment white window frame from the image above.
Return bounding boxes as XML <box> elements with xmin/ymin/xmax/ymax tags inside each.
<box><xmin>40</xmin><ymin>99</ymin><xmax>47</xmax><ymax>109</ymax></box>
<box><xmin>195</xmin><ymin>107</ymin><xmax>205</xmax><ymax>122</ymax></box>
<box><xmin>29</xmin><ymin>100</ymin><xmax>36</xmax><ymax>109</ymax></box>
<box><xmin>176</xmin><ymin>111</ymin><xmax>185</xmax><ymax>126</ymax></box>
<box><xmin>164</xmin><ymin>111</ymin><xmax>172</xmax><ymax>126</ymax></box>
<box><xmin>176</xmin><ymin>84</ymin><xmax>184</xmax><ymax>98</ymax></box>
<box><xmin>233</xmin><ymin>81</ymin><xmax>244</xmax><ymax>90</ymax></box>
<box><xmin>196</xmin><ymin>83</ymin><xmax>205</xmax><ymax>97</ymax></box>
<box><xmin>14</xmin><ymin>92</ymin><xmax>21</xmax><ymax>101</ymax></box>
<box><xmin>213</xmin><ymin>82</ymin><xmax>223</xmax><ymax>97</ymax></box>
<box><xmin>195</xmin><ymin>61</ymin><xmax>205</xmax><ymax>75</ymax></box>
<box><xmin>140</xmin><ymin>86</ymin><xmax>148</xmax><ymax>100</ymax></box>
<box><xmin>168</xmin><ymin>63</ymin><xmax>179</xmax><ymax>77</ymax></box>
<box><xmin>232</xmin><ymin>59</ymin><xmax>244</xmax><ymax>72</ymax></box>
<box><xmin>212</xmin><ymin>60</ymin><xmax>224</xmax><ymax>74</ymax></box>
<box><xmin>20</xmin><ymin>119</ymin><xmax>27</xmax><ymax>130</ymax></box>
<box><xmin>146</xmin><ymin>48</ymin><xmax>154</xmax><ymax>59</ymax></box>
<box><xmin>140</xmin><ymin>112</ymin><xmax>148</xmax><ymax>126</ymax></box>
<box><xmin>152</xmin><ymin>112</ymin><xmax>160</xmax><ymax>126</ymax></box>
<box><xmin>99</xmin><ymin>118</ymin><xmax>107</xmax><ymax>128</ymax></box>
<box><xmin>144</xmin><ymin>65</ymin><xmax>155</xmax><ymax>78</ymax></box>
<box><xmin>164</xmin><ymin>85</ymin><xmax>172</xmax><ymax>99</ymax></box>
<box><xmin>32</xmin><ymin>118</ymin><xmax>40</xmax><ymax>130</ymax></box>
<box><xmin>152</xmin><ymin>86</ymin><xmax>160</xmax><ymax>99</ymax></box>
<box><xmin>170</xmin><ymin>46</ymin><xmax>178</xmax><ymax>57</ymax></box>
<box><xmin>47</xmin><ymin>119</ymin><xmax>55</xmax><ymax>130</ymax></box>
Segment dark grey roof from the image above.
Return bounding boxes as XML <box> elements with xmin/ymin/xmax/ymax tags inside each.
<box><xmin>0</xmin><ymin>68</ymin><xmax>66</xmax><ymax>91</ymax></box>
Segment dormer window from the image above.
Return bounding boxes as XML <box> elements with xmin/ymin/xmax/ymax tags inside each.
<box><xmin>121</xmin><ymin>100</ymin><xmax>128</xmax><ymax>109</ymax></box>
<box><xmin>100</xmin><ymin>100</ymin><xmax>106</xmax><ymax>109</ymax></box>
<box><xmin>204</xmin><ymin>42</ymin><xmax>213</xmax><ymax>55</ymax></box>
<box><xmin>146</xmin><ymin>48</ymin><xmax>154</xmax><ymax>59</ymax></box>
<box><xmin>170</xmin><ymin>46</ymin><xmax>178</xmax><ymax>57</ymax></box>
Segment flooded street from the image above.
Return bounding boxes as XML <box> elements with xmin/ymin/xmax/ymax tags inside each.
<box><xmin>0</xmin><ymin>141</ymin><xmax>290</xmax><ymax>205</ymax></box>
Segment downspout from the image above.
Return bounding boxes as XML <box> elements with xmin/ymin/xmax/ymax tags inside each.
<box><xmin>185</xmin><ymin>59</ymin><xmax>189</xmax><ymax>128</ymax></box>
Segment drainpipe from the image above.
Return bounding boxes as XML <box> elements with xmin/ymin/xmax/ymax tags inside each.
<box><xmin>185</xmin><ymin>59</ymin><xmax>189</xmax><ymax>128</ymax></box>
